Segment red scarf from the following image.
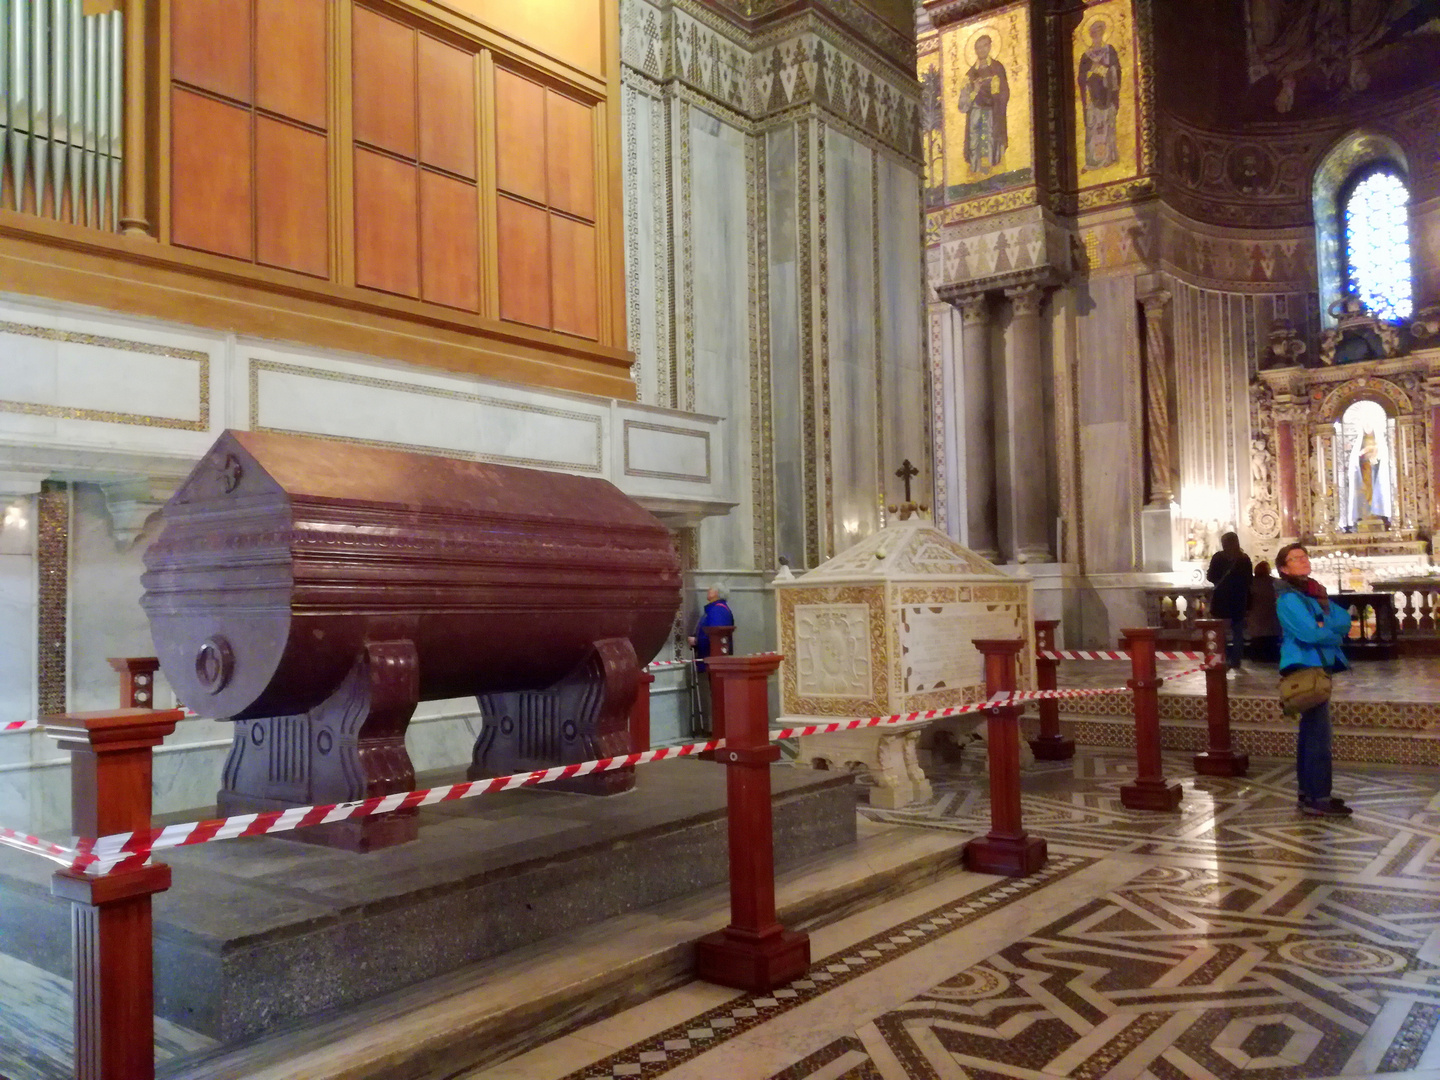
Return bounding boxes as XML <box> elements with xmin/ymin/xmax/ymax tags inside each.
<box><xmin>1280</xmin><ymin>572</ymin><xmax>1329</xmax><ymax>613</ymax></box>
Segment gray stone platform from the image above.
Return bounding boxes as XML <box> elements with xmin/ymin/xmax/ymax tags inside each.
<box><xmin>0</xmin><ymin>760</ymin><xmax>857</xmax><ymax>1047</ymax></box>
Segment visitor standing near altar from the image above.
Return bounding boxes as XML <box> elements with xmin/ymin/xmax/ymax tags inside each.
<box><xmin>689</xmin><ymin>586</ymin><xmax>735</xmax><ymax>728</ymax></box>
<box><xmin>1275</xmin><ymin>544</ymin><xmax>1353</xmax><ymax>818</ymax></box>
<box><xmin>1207</xmin><ymin>532</ymin><xmax>1252</xmax><ymax>673</ymax></box>
<box><xmin>1246</xmin><ymin>560</ymin><xmax>1282</xmax><ymax>665</ymax></box>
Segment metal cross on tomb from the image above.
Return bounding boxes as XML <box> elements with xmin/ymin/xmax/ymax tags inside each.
<box><xmin>895</xmin><ymin>459</ymin><xmax>919</xmax><ymax>503</ymax></box>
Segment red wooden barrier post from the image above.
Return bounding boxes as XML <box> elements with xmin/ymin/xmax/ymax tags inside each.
<box><xmin>965</xmin><ymin>639</ymin><xmax>1048</xmax><ymax>876</ymax></box>
<box><xmin>630</xmin><ymin>670</ymin><xmax>655</xmax><ymax>753</ymax></box>
<box><xmin>1029</xmin><ymin>620</ymin><xmax>1074</xmax><ymax>761</ymax></box>
<box><xmin>47</xmin><ymin>708</ymin><xmax>184</xmax><ymax>1080</ymax></box>
<box><xmin>703</xmin><ymin>624</ymin><xmax>736</xmax><ymax>738</ymax></box>
<box><xmin>107</xmin><ymin>657</ymin><xmax>161</xmax><ymax>709</ymax></box>
<box><xmin>1119</xmin><ymin>628</ymin><xmax>1183</xmax><ymax>810</ymax></box>
<box><xmin>1193</xmin><ymin>619</ymin><xmax>1249</xmax><ymax>777</ymax></box>
<box><xmin>694</xmin><ymin>653</ymin><xmax>810</xmax><ymax>991</ymax></box>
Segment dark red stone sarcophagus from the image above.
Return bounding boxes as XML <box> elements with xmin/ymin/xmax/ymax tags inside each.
<box><xmin>142</xmin><ymin>431</ymin><xmax>681</xmax><ymax>849</ymax></box>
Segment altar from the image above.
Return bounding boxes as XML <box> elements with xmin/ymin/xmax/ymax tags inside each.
<box><xmin>1249</xmin><ymin>328</ymin><xmax>1439</xmax><ymax>566</ymax></box>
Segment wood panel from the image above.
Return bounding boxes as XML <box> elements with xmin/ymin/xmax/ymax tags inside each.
<box><xmin>171</xmin><ymin>0</ymin><xmax>252</xmax><ymax>102</ymax></box>
<box><xmin>352</xmin><ymin>7</ymin><xmax>417</xmax><ymax>158</ymax></box>
<box><xmin>354</xmin><ymin>149</ymin><xmax>419</xmax><ymax>297</ymax></box>
<box><xmin>443</xmin><ymin>0</ymin><xmax>604</xmax><ymax>76</ymax></box>
<box><xmin>256</xmin><ymin>118</ymin><xmax>329</xmax><ymax>277</ymax></box>
<box><xmin>493</xmin><ymin>68</ymin><xmax>547</xmax><ymax>203</ymax></box>
<box><xmin>170</xmin><ymin>88</ymin><xmax>254</xmax><ymax>260</ymax></box>
<box><xmin>418</xmin><ymin>36</ymin><xmax>476</xmax><ymax>179</ymax></box>
<box><xmin>549</xmin><ymin>213</ymin><xmax>598</xmax><ymax>339</ymax></box>
<box><xmin>497</xmin><ymin>195</ymin><xmax>551</xmax><ymax>329</ymax></box>
<box><xmin>420</xmin><ymin>171</ymin><xmax>479</xmax><ymax>311</ymax></box>
<box><xmin>256</xmin><ymin>0</ymin><xmax>328</xmax><ymax>128</ymax></box>
<box><xmin>545</xmin><ymin>91</ymin><xmax>596</xmax><ymax>222</ymax></box>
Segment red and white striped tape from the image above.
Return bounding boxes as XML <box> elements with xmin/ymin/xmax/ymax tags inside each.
<box><xmin>1038</xmin><ymin>649</ymin><xmax>1209</xmax><ymax>662</ymax></box>
<box><xmin>1</xmin><ymin>720</ymin><xmax>38</xmax><ymax>734</ymax></box>
<box><xmin>68</xmin><ymin>737</ymin><xmax>728</xmax><ymax>874</ymax></box>
<box><xmin>644</xmin><ymin>659</ymin><xmax>692</xmax><ymax>671</ymax></box>
<box><xmin>0</xmin><ymin>825</ymin><xmax>78</xmax><ymax>869</ymax></box>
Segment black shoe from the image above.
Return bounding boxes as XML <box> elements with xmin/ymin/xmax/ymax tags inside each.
<box><xmin>1299</xmin><ymin>798</ymin><xmax>1351</xmax><ymax>817</ymax></box>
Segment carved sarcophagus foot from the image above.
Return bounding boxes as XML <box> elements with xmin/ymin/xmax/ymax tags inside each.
<box><xmin>219</xmin><ymin>640</ymin><xmax>421</xmax><ymax>851</ymax></box>
<box><xmin>143</xmin><ymin>431</ymin><xmax>681</xmax><ymax>851</ymax></box>
<box><xmin>471</xmin><ymin>637</ymin><xmax>639</xmax><ymax>795</ymax></box>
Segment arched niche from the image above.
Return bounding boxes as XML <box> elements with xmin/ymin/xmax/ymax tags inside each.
<box><xmin>1316</xmin><ymin>376</ymin><xmax>1415</xmax><ymax>423</ymax></box>
<box><xmin>1312</xmin><ymin>131</ymin><xmax>1410</xmax><ymax>328</ymax></box>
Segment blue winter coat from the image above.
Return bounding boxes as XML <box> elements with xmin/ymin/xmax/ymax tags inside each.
<box><xmin>1275</xmin><ymin>577</ymin><xmax>1351</xmax><ymax>675</ymax></box>
<box><xmin>694</xmin><ymin>599</ymin><xmax>734</xmax><ymax>670</ymax></box>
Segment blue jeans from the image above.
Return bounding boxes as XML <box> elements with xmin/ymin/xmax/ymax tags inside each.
<box><xmin>1226</xmin><ymin>618</ymin><xmax>1245</xmax><ymax>668</ymax></box>
<box><xmin>1296</xmin><ymin>700</ymin><xmax>1333</xmax><ymax>802</ymax></box>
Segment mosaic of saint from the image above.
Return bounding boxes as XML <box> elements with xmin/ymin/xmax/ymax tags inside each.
<box><xmin>941</xmin><ymin>6</ymin><xmax>1033</xmax><ymax>203</ymax></box>
<box><xmin>1072</xmin><ymin>0</ymin><xmax>1138</xmax><ymax>189</ymax></box>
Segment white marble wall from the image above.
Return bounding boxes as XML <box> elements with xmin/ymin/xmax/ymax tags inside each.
<box><xmin>689</xmin><ymin>108</ymin><xmax>753</xmax><ymax>572</ymax></box>
<box><xmin>878</xmin><ymin>156</ymin><xmax>927</xmax><ymax>498</ymax></box>
<box><xmin>767</xmin><ymin>124</ymin><xmax>807</xmax><ymax>570</ymax></box>
<box><xmin>826</xmin><ymin>131</ymin><xmax>882</xmax><ymax>550</ymax></box>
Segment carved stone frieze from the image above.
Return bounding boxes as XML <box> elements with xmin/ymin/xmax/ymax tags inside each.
<box><xmin>934</xmin><ymin>204</ymin><xmax>1075</xmax><ymax>293</ymax></box>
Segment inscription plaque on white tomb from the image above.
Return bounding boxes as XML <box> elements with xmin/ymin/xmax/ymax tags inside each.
<box><xmin>901</xmin><ymin>604</ymin><xmax>1021</xmax><ymax>693</ymax></box>
<box><xmin>794</xmin><ymin>603</ymin><xmax>872</xmax><ymax>698</ymax></box>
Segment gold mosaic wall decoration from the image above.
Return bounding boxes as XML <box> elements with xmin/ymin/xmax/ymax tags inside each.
<box><xmin>1072</xmin><ymin>0</ymin><xmax>1138</xmax><ymax>191</ymax></box>
<box><xmin>941</xmin><ymin>3</ymin><xmax>1034</xmax><ymax>205</ymax></box>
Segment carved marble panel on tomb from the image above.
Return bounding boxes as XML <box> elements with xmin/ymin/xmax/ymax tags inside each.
<box><xmin>776</xmin><ymin>517</ymin><xmax>1035</xmax><ymax>719</ymax></box>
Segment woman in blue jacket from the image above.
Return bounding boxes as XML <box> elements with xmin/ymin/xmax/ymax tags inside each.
<box><xmin>1274</xmin><ymin>543</ymin><xmax>1352</xmax><ymax>817</ymax></box>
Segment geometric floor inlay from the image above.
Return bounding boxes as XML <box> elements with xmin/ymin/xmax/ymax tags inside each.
<box><xmin>762</xmin><ymin>750</ymin><xmax>1440</xmax><ymax>1079</ymax></box>
<box><xmin>771</xmin><ymin>862</ymin><xmax>1440</xmax><ymax>1078</ymax></box>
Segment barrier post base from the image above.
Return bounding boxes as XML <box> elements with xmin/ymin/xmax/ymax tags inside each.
<box><xmin>1120</xmin><ymin>778</ymin><xmax>1183</xmax><ymax>811</ymax></box>
<box><xmin>694</xmin><ymin>926</ymin><xmax>811</xmax><ymax>992</ymax></box>
<box><xmin>1193</xmin><ymin>749</ymin><xmax>1250</xmax><ymax>777</ymax></box>
<box><xmin>1029</xmin><ymin>734</ymin><xmax>1075</xmax><ymax>761</ymax></box>
<box><xmin>964</xmin><ymin>834</ymin><xmax>1048</xmax><ymax>877</ymax></box>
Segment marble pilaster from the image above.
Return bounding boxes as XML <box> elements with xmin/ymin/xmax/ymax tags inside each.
<box><xmin>955</xmin><ymin>293</ymin><xmax>998</xmax><ymax>560</ymax></box>
<box><xmin>1003</xmin><ymin>284</ymin><xmax>1053</xmax><ymax>563</ymax></box>
<box><xmin>1139</xmin><ymin>290</ymin><xmax>1173</xmax><ymax>508</ymax></box>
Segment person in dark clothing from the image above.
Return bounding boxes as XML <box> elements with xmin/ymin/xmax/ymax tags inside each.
<box><xmin>1206</xmin><ymin>532</ymin><xmax>1252</xmax><ymax>672</ymax></box>
<box><xmin>1245</xmin><ymin>560</ymin><xmax>1281</xmax><ymax>664</ymax></box>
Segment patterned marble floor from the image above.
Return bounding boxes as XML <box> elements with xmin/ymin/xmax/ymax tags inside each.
<box><xmin>471</xmin><ymin>750</ymin><xmax>1440</xmax><ymax>1080</ymax></box>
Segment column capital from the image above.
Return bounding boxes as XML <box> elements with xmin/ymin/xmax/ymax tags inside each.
<box><xmin>1004</xmin><ymin>283</ymin><xmax>1047</xmax><ymax>318</ymax></box>
<box><xmin>1140</xmin><ymin>290</ymin><xmax>1172</xmax><ymax>316</ymax></box>
<box><xmin>956</xmin><ymin>293</ymin><xmax>989</xmax><ymax>325</ymax></box>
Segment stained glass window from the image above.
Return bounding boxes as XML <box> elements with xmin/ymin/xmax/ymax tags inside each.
<box><xmin>1343</xmin><ymin>168</ymin><xmax>1412</xmax><ymax>322</ymax></box>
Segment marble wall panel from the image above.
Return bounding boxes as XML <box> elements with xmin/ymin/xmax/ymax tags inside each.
<box><xmin>878</xmin><ymin>156</ymin><xmax>926</xmax><ymax>497</ymax></box>
<box><xmin>624</xmin><ymin>85</ymin><xmax>665</xmax><ymax>406</ymax></box>
<box><xmin>1075</xmin><ymin>274</ymin><xmax>1142</xmax><ymax>573</ymax></box>
<box><xmin>826</xmin><ymin>131</ymin><xmax>880</xmax><ymax>549</ymax></box>
<box><xmin>1415</xmin><ymin>197</ymin><xmax>1440</xmax><ymax>310</ymax></box>
<box><xmin>0</xmin><ymin>499</ymin><xmax>35</xmax><ymax>728</ymax></box>
<box><xmin>67</xmin><ymin>485</ymin><xmax>161</xmax><ymax>714</ymax></box>
<box><xmin>248</xmin><ymin>358</ymin><xmax>607</xmax><ymax>473</ymax></box>
<box><xmin>767</xmin><ymin>124</ymin><xmax>807</xmax><ymax>569</ymax></box>
<box><xmin>689</xmin><ymin>109</ymin><xmax>752</xmax><ymax>570</ymax></box>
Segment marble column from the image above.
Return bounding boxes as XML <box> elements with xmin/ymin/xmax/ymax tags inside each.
<box><xmin>957</xmin><ymin>293</ymin><xmax>999</xmax><ymax>559</ymax></box>
<box><xmin>1003</xmin><ymin>284</ymin><xmax>1052</xmax><ymax>563</ymax></box>
<box><xmin>1139</xmin><ymin>291</ymin><xmax>1173</xmax><ymax>507</ymax></box>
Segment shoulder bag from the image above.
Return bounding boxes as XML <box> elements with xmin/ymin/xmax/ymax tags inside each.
<box><xmin>1278</xmin><ymin>667</ymin><xmax>1331</xmax><ymax>715</ymax></box>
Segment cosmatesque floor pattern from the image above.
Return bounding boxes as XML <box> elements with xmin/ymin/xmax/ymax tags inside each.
<box><xmin>473</xmin><ymin>751</ymin><xmax>1440</xmax><ymax>1080</ymax></box>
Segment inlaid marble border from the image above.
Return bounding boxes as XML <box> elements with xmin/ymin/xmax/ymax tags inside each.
<box><xmin>0</xmin><ymin>321</ymin><xmax>210</xmax><ymax>431</ymax></box>
<box><xmin>622</xmin><ymin>419</ymin><xmax>712</xmax><ymax>483</ymax></box>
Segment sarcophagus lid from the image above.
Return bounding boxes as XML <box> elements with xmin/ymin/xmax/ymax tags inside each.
<box><xmin>142</xmin><ymin>430</ymin><xmax>681</xmax><ymax>720</ymax></box>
